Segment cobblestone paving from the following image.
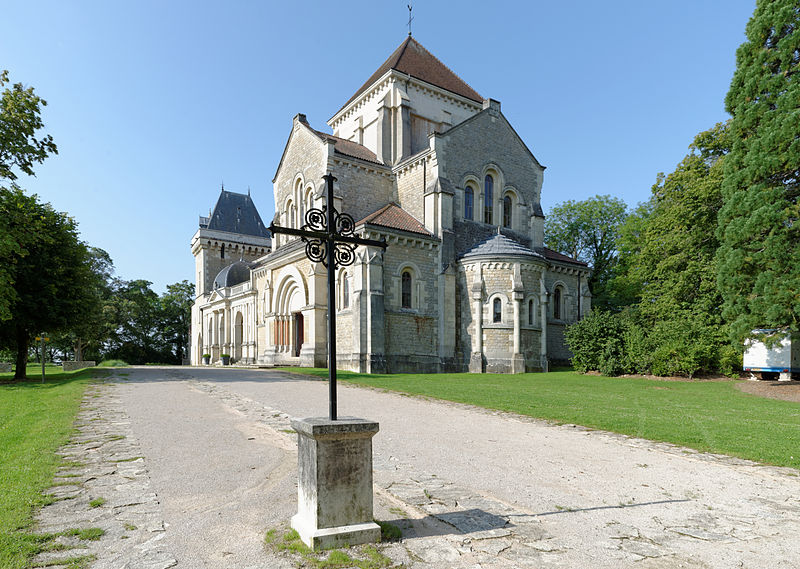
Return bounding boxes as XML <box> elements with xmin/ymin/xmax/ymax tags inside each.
<box><xmin>34</xmin><ymin>371</ymin><xmax>800</xmax><ymax>568</ymax></box>
<box><xmin>33</xmin><ymin>379</ymin><xmax>177</xmax><ymax>569</ymax></box>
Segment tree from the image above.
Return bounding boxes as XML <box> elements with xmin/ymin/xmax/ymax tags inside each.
<box><xmin>0</xmin><ymin>190</ymin><xmax>100</xmax><ymax>379</ymax></box>
<box><xmin>571</xmin><ymin>123</ymin><xmax>741</xmax><ymax>378</ymax></box>
<box><xmin>545</xmin><ymin>195</ymin><xmax>628</xmax><ymax>309</ymax></box>
<box><xmin>159</xmin><ymin>280</ymin><xmax>194</xmax><ymax>364</ymax></box>
<box><xmin>53</xmin><ymin>247</ymin><xmax>115</xmax><ymax>361</ymax></box>
<box><xmin>625</xmin><ymin>122</ymin><xmax>730</xmax><ymax>323</ymax></box>
<box><xmin>104</xmin><ymin>279</ymin><xmax>168</xmax><ymax>364</ymax></box>
<box><xmin>717</xmin><ymin>1</ymin><xmax>800</xmax><ymax>341</ymax></box>
<box><xmin>0</xmin><ymin>70</ymin><xmax>58</xmax><ymax>182</ymax></box>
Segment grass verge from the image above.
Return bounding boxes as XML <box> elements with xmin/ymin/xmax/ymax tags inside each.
<box><xmin>0</xmin><ymin>367</ymin><xmax>96</xmax><ymax>569</ymax></box>
<box><xmin>286</xmin><ymin>368</ymin><xmax>800</xmax><ymax>469</ymax></box>
<box><xmin>264</xmin><ymin>528</ymin><xmax>395</xmax><ymax>568</ymax></box>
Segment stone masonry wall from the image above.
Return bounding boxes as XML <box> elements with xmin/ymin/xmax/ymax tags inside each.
<box><xmin>382</xmin><ymin>236</ymin><xmax>440</xmax><ymax>371</ymax></box>
<box><xmin>330</xmin><ymin>158</ymin><xmax>394</xmax><ymax>223</ymax></box>
<box><xmin>439</xmin><ymin>109</ymin><xmax>544</xmax><ymax>244</ymax></box>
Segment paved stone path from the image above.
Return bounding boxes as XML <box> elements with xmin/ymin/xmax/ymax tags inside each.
<box><xmin>34</xmin><ymin>367</ymin><xmax>800</xmax><ymax>568</ymax></box>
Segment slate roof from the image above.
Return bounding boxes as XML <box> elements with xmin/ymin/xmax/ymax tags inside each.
<box><xmin>203</xmin><ymin>190</ymin><xmax>270</xmax><ymax>238</ymax></box>
<box><xmin>312</xmin><ymin>129</ymin><xmax>382</xmax><ymax>165</ymax></box>
<box><xmin>357</xmin><ymin>203</ymin><xmax>432</xmax><ymax>236</ymax></box>
<box><xmin>213</xmin><ymin>261</ymin><xmax>251</xmax><ymax>289</ymax></box>
<box><xmin>336</xmin><ymin>36</ymin><xmax>482</xmax><ymax>116</ymax></box>
<box><xmin>461</xmin><ymin>233</ymin><xmax>544</xmax><ymax>260</ymax></box>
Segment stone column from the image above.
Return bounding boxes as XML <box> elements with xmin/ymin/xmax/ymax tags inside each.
<box><xmin>365</xmin><ymin>246</ymin><xmax>386</xmax><ymax>373</ymax></box>
<box><xmin>469</xmin><ymin>265</ymin><xmax>484</xmax><ymax>373</ymax></box>
<box><xmin>291</xmin><ymin>417</ymin><xmax>381</xmax><ymax>550</ymax></box>
<box><xmin>511</xmin><ymin>264</ymin><xmax>525</xmax><ymax>373</ymax></box>
<box><xmin>539</xmin><ymin>273</ymin><xmax>549</xmax><ymax>373</ymax></box>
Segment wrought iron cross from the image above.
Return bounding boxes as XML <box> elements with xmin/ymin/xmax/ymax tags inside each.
<box><xmin>269</xmin><ymin>174</ymin><xmax>386</xmax><ymax>420</ymax></box>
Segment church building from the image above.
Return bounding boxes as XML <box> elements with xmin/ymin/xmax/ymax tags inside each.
<box><xmin>190</xmin><ymin>36</ymin><xmax>591</xmax><ymax>373</ymax></box>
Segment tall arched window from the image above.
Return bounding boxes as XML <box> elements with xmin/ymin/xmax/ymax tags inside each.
<box><xmin>342</xmin><ymin>274</ymin><xmax>350</xmax><ymax>309</ymax></box>
<box><xmin>528</xmin><ymin>299</ymin><xmax>535</xmax><ymax>326</ymax></box>
<box><xmin>503</xmin><ymin>195</ymin><xmax>512</xmax><ymax>228</ymax></box>
<box><xmin>493</xmin><ymin>298</ymin><xmax>502</xmax><ymax>323</ymax></box>
<box><xmin>464</xmin><ymin>187</ymin><xmax>474</xmax><ymax>220</ymax></box>
<box><xmin>553</xmin><ymin>287</ymin><xmax>563</xmax><ymax>319</ymax></box>
<box><xmin>484</xmin><ymin>175</ymin><xmax>494</xmax><ymax>224</ymax></box>
<box><xmin>220</xmin><ymin>244</ymin><xmax>225</xmax><ymax>259</ymax></box>
<box><xmin>401</xmin><ymin>271</ymin><xmax>412</xmax><ymax>308</ymax></box>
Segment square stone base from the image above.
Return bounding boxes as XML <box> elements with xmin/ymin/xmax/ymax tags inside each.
<box><xmin>291</xmin><ymin>417</ymin><xmax>380</xmax><ymax>550</ymax></box>
<box><xmin>291</xmin><ymin>514</ymin><xmax>380</xmax><ymax>550</ymax></box>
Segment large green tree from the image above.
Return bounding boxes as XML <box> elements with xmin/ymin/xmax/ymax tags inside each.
<box><xmin>545</xmin><ymin>194</ymin><xmax>628</xmax><ymax>309</ymax></box>
<box><xmin>717</xmin><ymin>0</ymin><xmax>800</xmax><ymax>341</ymax></box>
<box><xmin>159</xmin><ymin>280</ymin><xmax>194</xmax><ymax>364</ymax></box>
<box><xmin>0</xmin><ymin>189</ymin><xmax>100</xmax><ymax>378</ymax></box>
<box><xmin>0</xmin><ymin>70</ymin><xmax>57</xmax><ymax>182</ymax></box>
<box><xmin>625</xmin><ymin>122</ymin><xmax>730</xmax><ymax>322</ymax></box>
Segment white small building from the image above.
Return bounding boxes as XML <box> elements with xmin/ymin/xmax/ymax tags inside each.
<box><xmin>744</xmin><ymin>330</ymin><xmax>800</xmax><ymax>381</ymax></box>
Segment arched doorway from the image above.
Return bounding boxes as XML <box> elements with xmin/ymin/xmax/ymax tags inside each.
<box><xmin>293</xmin><ymin>313</ymin><xmax>304</xmax><ymax>357</ymax></box>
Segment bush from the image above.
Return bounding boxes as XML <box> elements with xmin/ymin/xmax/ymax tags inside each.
<box><xmin>565</xmin><ymin>310</ymin><xmax>625</xmax><ymax>373</ymax></box>
<box><xmin>566</xmin><ymin>309</ymin><xmax>738</xmax><ymax>378</ymax></box>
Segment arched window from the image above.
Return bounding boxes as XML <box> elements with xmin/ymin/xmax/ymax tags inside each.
<box><xmin>528</xmin><ymin>299</ymin><xmax>535</xmax><ymax>326</ymax></box>
<box><xmin>464</xmin><ymin>186</ymin><xmax>474</xmax><ymax>220</ymax></box>
<box><xmin>342</xmin><ymin>274</ymin><xmax>350</xmax><ymax>309</ymax></box>
<box><xmin>484</xmin><ymin>175</ymin><xmax>494</xmax><ymax>224</ymax></box>
<box><xmin>401</xmin><ymin>271</ymin><xmax>412</xmax><ymax>308</ymax></box>
<box><xmin>503</xmin><ymin>195</ymin><xmax>512</xmax><ymax>228</ymax></box>
<box><xmin>553</xmin><ymin>287</ymin><xmax>563</xmax><ymax>319</ymax></box>
<box><xmin>220</xmin><ymin>244</ymin><xmax>225</xmax><ymax>259</ymax></box>
<box><xmin>493</xmin><ymin>298</ymin><xmax>502</xmax><ymax>323</ymax></box>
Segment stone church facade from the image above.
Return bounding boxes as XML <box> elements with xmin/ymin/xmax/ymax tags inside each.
<box><xmin>190</xmin><ymin>36</ymin><xmax>591</xmax><ymax>373</ymax></box>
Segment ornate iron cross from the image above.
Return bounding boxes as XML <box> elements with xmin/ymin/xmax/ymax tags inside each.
<box><xmin>269</xmin><ymin>173</ymin><xmax>386</xmax><ymax>420</ymax></box>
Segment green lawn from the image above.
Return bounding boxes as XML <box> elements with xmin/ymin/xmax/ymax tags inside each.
<box><xmin>287</xmin><ymin>368</ymin><xmax>800</xmax><ymax>470</ymax></box>
<box><xmin>0</xmin><ymin>367</ymin><xmax>97</xmax><ymax>569</ymax></box>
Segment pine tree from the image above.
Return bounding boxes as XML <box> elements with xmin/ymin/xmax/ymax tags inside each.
<box><xmin>717</xmin><ymin>0</ymin><xmax>800</xmax><ymax>341</ymax></box>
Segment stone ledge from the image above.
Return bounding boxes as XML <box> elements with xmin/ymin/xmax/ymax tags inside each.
<box><xmin>62</xmin><ymin>361</ymin><xmax>96</xmax><ymax>372</ymax></box>
<box><xmin>291</xmin><ymin>417</ymin><xmax>379</xmax><ymax>438</ymax></box>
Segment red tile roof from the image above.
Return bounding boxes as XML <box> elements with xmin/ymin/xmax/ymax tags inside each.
<box><xmin>312</xmin><ymin>129</ymin><xmax>382</xmax><ymax>165</ymax></box>
<box><xmin>540</xmin><ymin>247</ymin><xmax>588</xmax><ymax>267</ymax></box>
<box><xmin>357</xmin><ymin>203</ymin><xmax>432</xmax><ymax>236</ymax></box>
<box><xmin>336</xmin><ymin>37</ymin><xmax>482</xmax><ymax>116</ymax></box>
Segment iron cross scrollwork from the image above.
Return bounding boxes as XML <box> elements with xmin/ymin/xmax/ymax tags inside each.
<box><xmin>299</xmin><ymin>207</ymin><xmax>358</xmax><ymax>268</ymax></box>
<box><xmin>268</xmin><ymin>174</ymin><xmax>386</xmax><ymax>421</ymax></box>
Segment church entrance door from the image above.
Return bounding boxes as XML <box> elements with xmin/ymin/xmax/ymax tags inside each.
<box><xmin>293</xmin><ymin>313</ymin><xmax>304</xmax><ymax>357</ymax></box>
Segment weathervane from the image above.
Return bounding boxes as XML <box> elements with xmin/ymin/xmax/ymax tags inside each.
<box><xmin>269</xmin><ymin>174</ymin><xmax>386</xmax><ymax>420</ymax></box>
<box><xmin>407</xmin><ymin>3</ymin><xmax>414</xmax><ymax>36</ymax></box>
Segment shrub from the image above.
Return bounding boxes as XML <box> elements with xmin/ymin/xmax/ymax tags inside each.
<box><xmin>565</xmin><ymin>310</ymin><xmax>625</xmax><ymax>373</ymax></box>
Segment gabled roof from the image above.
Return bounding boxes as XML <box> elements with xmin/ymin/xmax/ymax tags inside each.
<box><xmin>538</xmin><ymin>247</ymin><xmax>588</xmax><ymax>267</ymax></box>
<box><xmin>357</xmin><ymin>203</ymin><xmax>432</xmax><ymax>236</ymax></box>
<box><xmin>203</xmin><ymin>190</ymin><xmax>269</xmax><ymax>238</ymax></box>
<box><xmin>336</xmin><ymin>36</ymin><xmax>482</xmax><ymax>116</ymax></box>
<box><xmin>311</xmin><ymin>128</ymin><xmax>382</xmax><ymax>165</ymax></box>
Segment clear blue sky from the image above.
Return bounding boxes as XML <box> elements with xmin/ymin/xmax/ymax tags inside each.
<box><xmin>2</xmin><ymin>0</ymin><xmax>756</xmax><ymax>293</ymax></box>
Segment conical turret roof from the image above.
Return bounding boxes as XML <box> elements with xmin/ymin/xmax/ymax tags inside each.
<box><xmin>461</xmin><ymin>233</ymin><xmax>544</xmax><ymax>260</ymax></box>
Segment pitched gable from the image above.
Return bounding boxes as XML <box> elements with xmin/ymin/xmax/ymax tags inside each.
<box><xmin>336</xmin><ymin>37</ymin><xmax>482</xmax><ymax>116</ymax></box>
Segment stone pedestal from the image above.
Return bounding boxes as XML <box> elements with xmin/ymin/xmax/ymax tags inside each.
<box><xmin>290</xmin><ymin>417</ymin><xmax>381</xmax><ymax>550</ymax></box>
<box><xmin>469</xmin><ymin>352</ymin><xmax>485</xmax><ymax>373</ymax></box>
<box><xmin>511</xmin><ymin>353</ymin><xmax>526</xmax><ymax>374</ymax></box>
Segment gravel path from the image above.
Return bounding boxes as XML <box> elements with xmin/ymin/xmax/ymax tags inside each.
<box><xmin>35</xmin><ymin>367</ymin><xmax>800</xmax><ymax>568</ymax></box>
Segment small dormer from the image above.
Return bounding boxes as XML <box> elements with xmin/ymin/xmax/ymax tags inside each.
<box><xmin>328</xmin><ymin>37</ymin><xmax>484</xmax><ymax>166</ymax></box>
